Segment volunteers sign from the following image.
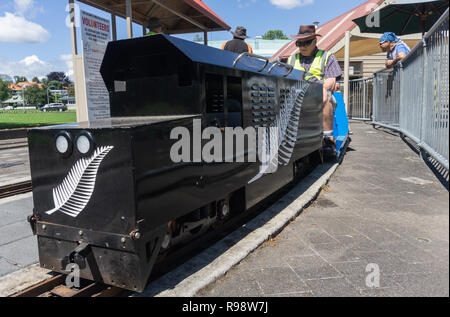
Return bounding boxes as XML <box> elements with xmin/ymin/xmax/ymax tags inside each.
<box><xmin>80</xmin><ymin>10</ymin><xmax>111</xmax><ymax>121</ymax></box>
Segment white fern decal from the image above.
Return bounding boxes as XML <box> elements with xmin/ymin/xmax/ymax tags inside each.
<box><xmin>249</xmin><ymin>82</ymin><xmax>310</xmax><ymax>184</ymax></box>
<box><xmin>278</xmin><ymin>82</ymin><xmax>310</xmax><ymax>165</ymax></box>
<box><xmin>45</xmin><ymin>146</ymin><xmax>114</xmax><ymax>218</ymax></box>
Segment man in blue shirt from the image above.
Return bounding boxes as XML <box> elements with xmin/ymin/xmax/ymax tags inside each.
<box><xmin>379</xmin><ymin>32</ymin><xmax>411</xmax><ymax>68</ymax></box>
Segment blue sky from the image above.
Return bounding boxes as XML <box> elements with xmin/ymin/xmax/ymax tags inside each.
<box><xmin>0</xmin><ymin>0</ymin><xmax>366</xmax><ymax>80</ymax></box>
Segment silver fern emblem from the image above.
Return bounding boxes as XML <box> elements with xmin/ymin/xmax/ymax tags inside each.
<box><xmin>45</xmin><ymin>146</ymin><xmax>114</xmax><ymax>218</ymax></box>
<box><xmin>249</xmin><ymin>82</ymin><xmax>310</xmax><ymax>184</ymax></box>
<box><xmin>277</xmin><ymin>82</ymin><xmax>310</xmax><ymax>165</ymax></box>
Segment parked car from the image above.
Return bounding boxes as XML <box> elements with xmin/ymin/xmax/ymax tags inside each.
<box><xmin>40</xmin><ymin>103</ymin><xmax>68</xmax><ymax>112</ymax></box>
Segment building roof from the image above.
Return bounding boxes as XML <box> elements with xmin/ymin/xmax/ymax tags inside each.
<box><xmin>77</xmin><ymin>0</ymin><xmax>230</xmax><ymax>34</ymax></box>
<box><xmin>272</xmin><ymin>0</ymin><xmax>385</xmax><ymax>60</ymax></box>
<box><xmin>8</xmin><ymin>82</ymin><xmax>43</xmax><ymax>91</ymax></box>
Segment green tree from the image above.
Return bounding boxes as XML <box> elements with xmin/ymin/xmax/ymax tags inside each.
<box><xmin>14</xmin><ymin>76</ymin><xmax>28</xmax><ymax>83</ymax></box>
<box><xmin>67</xmin><ymin>84</ymin><xmax>75</xmax><ymax>97</ymax></box>
<box><xmin>32</xmin><ymin>77</ymin><xmax>40</xmax><ymax>83</ymax></box>
<box><xmin>193</xmin><ymin>34</ymin><xmax>203</xmax><ymax>42</ymax></box>
<box><xmin>24</xmin><ymin>85</ymin><xmax>47</xmax><ymax>106</ymax></box>
<box><xmin>47</xmin><ymin>72</ymin><xmax>72</xmax><ymax>86</ymax></box>
<box><xmin>48</xmin><ymin>80</ymin><xmax>63</xmax><ymax>90</ymax></box>
<box><xmin>262</xmin><ymin>30</ymin><xmax>289</xmax><ymax>40</ymax></box>
<box><xmin>0</xmin><ymin>79</ymin><xmax>11</xmax><ymax>102</ymax></box>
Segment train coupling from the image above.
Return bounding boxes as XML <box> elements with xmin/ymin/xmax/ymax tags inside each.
<box><xmin>28</xmin><ymin>214</ymin><xmax>37</xmax><ymax>235</ymax></box>
<box><xmin>61</xmin><ymin>242</ymin><xmax>91</xmax><ymax>270</ymax></box>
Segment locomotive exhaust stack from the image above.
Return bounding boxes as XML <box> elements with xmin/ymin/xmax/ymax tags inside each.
<box><xmin>27</xmin><ymin>34</ymin><xmax>325</xmax><ymax>292</ymax></box>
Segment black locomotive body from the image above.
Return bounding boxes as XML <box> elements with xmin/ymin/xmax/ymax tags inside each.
<box><xmin>27</xmin><ymin>35</ymin><xmax>323</xmax><ymax>292</ymax></box>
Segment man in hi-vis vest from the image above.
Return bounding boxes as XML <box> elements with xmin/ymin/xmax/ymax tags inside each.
<box><xmin>289</xmin><ymin>25</ymin><xmax>342</xmax><ymax>152</ymax></box>
<box><xmin>146</xmin><ymin>18</ymin><xmax>163</xmax><ymax>36</ymax></box>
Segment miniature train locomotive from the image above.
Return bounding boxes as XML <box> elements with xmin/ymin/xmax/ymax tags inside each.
<box><xmin>27</xmin><ymin>34</ymin><xmax>326</xmax><ymax>292</ymax></box>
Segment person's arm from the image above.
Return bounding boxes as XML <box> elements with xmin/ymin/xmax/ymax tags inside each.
<box><xmin>323</xmin><ymin>77</ymin><xmax>336</xmax><ymax>103</ymax></box>
<box><xmin>394</xmin><ymin>51</ymin><xmax>407</xmax><ymax>63</ymax></box>
<box><xmin>386</xmin><ymin>59</ymin><xmax>395</xmax><ymax>68</ymax></box>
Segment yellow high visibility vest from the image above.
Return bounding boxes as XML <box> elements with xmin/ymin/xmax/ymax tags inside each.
<box><xmin>291</xmin><ymin>50</ymin><xmax>332</xmax><ymax>81</ymax></box>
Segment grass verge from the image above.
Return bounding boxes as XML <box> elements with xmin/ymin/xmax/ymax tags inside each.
<box><xmin>0</xmin><ymin>110</ymin><xmax>77</xmax><ymax>129</ymax></box>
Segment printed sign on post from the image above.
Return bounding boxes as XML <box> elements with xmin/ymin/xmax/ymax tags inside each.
<box><xmin>80</xmin><ymin>10</ymin><xmax>111</xmax><ymax>121</ymax></box>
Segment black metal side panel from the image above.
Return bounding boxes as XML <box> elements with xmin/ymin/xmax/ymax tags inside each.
<box><xmin>28</xmin><ymin>128</ymin><xmax>136</xmax><ymax>235</ymax></box>
<box><xmin>132</xmin><ymin>116</ymin><xmax>204</xmax><ymax>229</ymax></box>
<box><xmin>101</xmin><ymin>35</ymin><xmax>201</xmax><ymax>117</ymax></box>
<box><xmin>289</xmin><ymin>81</ymin><xmax>324</xmax><ymax>160</ymax></box>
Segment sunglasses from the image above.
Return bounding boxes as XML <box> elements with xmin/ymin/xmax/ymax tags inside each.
<box><xmin>296</xmin><ymin>39</ymin><xmax>315</xmax><ymax>47</ymax></box>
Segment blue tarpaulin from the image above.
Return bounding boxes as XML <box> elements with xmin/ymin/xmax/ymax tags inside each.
<box><xmin>333</xmin><ymin>91</ymin><xmax>349</xmax><ymax>159</ymax></box>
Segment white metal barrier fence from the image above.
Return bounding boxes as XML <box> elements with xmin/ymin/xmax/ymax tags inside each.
<box><xmin>372</xmin><ymin>9</ymin><xmax>449</xmax><ymax>170</ymax></box>
<box><xmin>346</xmin><ymin>78</ymin><xmax>373</xmax><ymax>121</ymax></box>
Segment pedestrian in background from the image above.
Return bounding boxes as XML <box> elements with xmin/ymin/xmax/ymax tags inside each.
<box><xmin>379</xmin><ymin>32</ymin><xmax>411</xmax><ymax>69</ymax></box>
<box><xmin>146</xmin><ymin>17</ymin><xmax>163</xmax><ymax>36</ymax></box>
<box><xmin>221</xmin><ymin>26</ymin><xmax>253</xmax><ymax>54</ymax></box>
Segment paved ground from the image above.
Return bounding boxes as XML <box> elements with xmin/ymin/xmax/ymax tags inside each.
<box><xmin>197</xmin><ymin>121</ymin><xmax>449</xmax><ymax>297</ymax></box>
<box><xmin>0</xmin><ymin>122</ymin><xmax>448</xmax><ymax>297</ymax></box>
<box><xmin>0</xmin><ymin>138</ymin><xmax>30</xmax><ymax>187</ymax></box>
<box><xmin>0</xmin><ymin>193</ymin><xmax>37</xmax><ymax>277</ymax></box>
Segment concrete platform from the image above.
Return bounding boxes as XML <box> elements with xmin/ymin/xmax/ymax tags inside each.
<box><xmin>0</xmin><ymin>193</ymin><xmax>37</xmax><ymax>278</ymax></box>
<box><xmin>196</xmin><ymin>122</ymin><xmax>449</xmax><ymax>297</ymax></box>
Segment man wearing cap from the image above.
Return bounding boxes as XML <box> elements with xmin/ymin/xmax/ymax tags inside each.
<box><xmin>289</xmin><ymin>25</ymin><xmax>342</xmax><ymax>150</ymax></box>
<box><xmin>379</xmin><ymin>32</ymin><xmax>410</xmax><ymax>69</ymax></box>
<box><xmin>146</xmin><ymin>17</ymin><xmax>163</xmax><ymax>36</ymax></box>
<box><xmin>221</xmin><ymin>26</ymin><xmax>253</xmax><ymax>54</ymax></box>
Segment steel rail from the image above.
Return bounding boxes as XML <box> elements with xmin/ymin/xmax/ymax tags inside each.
<box><xmin>10</xmin><ymin>274</ymin><xmax>127</xmax><ymax>298</ymax></box>
<box><xmin>0</xmin><ymin>181</ymin><xmax>32</xmax><ymax>199</ymax></box>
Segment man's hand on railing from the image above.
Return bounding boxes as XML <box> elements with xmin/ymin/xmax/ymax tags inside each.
<box><xmin>386</xmin><ymin>52</ymin><xmax>408</xmax><ymax>69</ymax></box>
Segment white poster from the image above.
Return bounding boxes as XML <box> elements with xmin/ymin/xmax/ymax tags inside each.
<box><xmin>80</xmin><ymin>10</ymin><xmax>111</xmax><ymax>121</ymax></box>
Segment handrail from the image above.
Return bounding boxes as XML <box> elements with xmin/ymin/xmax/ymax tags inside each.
<box><xmin>233</xmin><ymin>52</ymin><xmax>269</xmax><ymax>72</ymax></box>
<box><xmin>267</xmin><ymin>60</ymin><xmax>294</xmax><ymax>77</ymax></box>
<box><xmin>423</xmin><ymin>8</ymin><xmax>449</xmax><ymax>41</ymax></box>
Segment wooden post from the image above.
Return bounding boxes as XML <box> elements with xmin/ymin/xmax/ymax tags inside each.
<box><xmin>69</xmin><ymin>0</ymin><xmax>77</xmax><ymax>56</ymax></box>
<box><xmin>344</xmin><ymin>31</ymin><xmax>351</xmax><ymax>114</ymax></box>
<box><xmin>204</xmin><ymin>31</ymin><xmax>208</xmax><ymax>45</ymax></box>
<box><xmin>126</xmin><ymin>0</ymin><xmax>133</xmax><ymax>39</ymax></box>
<box><xmin>111</xmin><ymin>12</ymin><xmax>117</xmax><ymax>41</ymax></box>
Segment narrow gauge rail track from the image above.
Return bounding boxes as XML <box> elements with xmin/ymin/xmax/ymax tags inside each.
<box><xmin>0</xmin><ymin>181</ymin><xmax>32</xmax><ymax>199</ymax></box>
<box><xmin>10</xmin><ymin>274</ymin><xmax>128</xmax><ymax>297</ymax></box>
<box><xmin>0</xmin><ymin>141</ymin><xmax>28</xmax><ymax>151</ymax></box>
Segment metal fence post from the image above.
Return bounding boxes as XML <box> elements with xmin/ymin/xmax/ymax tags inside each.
<box><xmin>420</xmin><ymin>38</ymin><xmax>428</xmax><ymax>152</ymax></box>
<box><xmin>372</xmin><ymin>74</ymin><xmax>377</xmax><ymax>123</ymax></box>
<box><xmin>398</xmin><ymin>62</ymin><xmax>404</xmax><ymax>132</ymax></box>
<box><xmin>363</xmin><ymin>79</ymin><xmax>367</xmax><ymax>120</ymax></box>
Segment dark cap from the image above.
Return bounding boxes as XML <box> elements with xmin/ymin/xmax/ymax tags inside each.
<box><xmin>291</xmin><ymin>25</ymin><xmax>322</xmax><ymax>41</ymax></box>
<box><xmin>232</xmin><ymin>26</ymin><xmax>249</xmax><ymax>39</ymax></box>
<box><xmin>148</xmin><ymin>17</ymin><xmax>162</xmax><ymax>29</ymax></box>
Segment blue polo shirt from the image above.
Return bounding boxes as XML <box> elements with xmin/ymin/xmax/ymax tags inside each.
<box><xmin>387</xmin><ymin>40</ymin><xmax>411</xmax><ymax>60</ymax></box>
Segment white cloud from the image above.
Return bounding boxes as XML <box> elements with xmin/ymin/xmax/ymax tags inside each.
<box><xmin>270</xmin><ymin>0</ymin><xmax>314</xmax><ymax>10</ymax></box>
<box><xmin>0</xmin><ymin>54</ymin><xmax>74</xmax><ymax>81</ymax></box>
<box><xmin>0</xmin><ymin>12</ymin><xmax>50</xmax><ymax>43</ymax></box>
<box><xmin>14</xmin><ymin>0</ymin><xmax>34</xmax><ymax>15</ymax></box>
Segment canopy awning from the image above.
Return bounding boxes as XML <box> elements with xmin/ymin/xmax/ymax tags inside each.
<box><xmin>76</xmin><ymin>0</ymin><xmax>230</xmax><ymax>34</ymax></box>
